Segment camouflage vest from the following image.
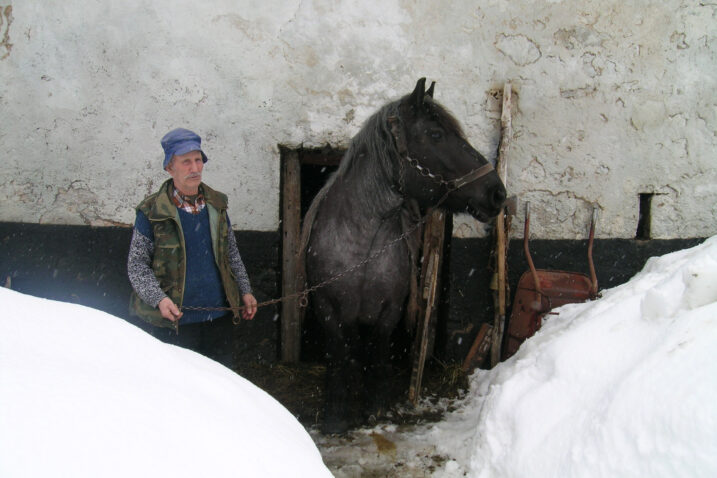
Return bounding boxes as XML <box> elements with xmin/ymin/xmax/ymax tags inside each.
<box><xmin>129</xmin><ymin>179</ymin><xmax>243</xmax><ymax>330</ymax></box>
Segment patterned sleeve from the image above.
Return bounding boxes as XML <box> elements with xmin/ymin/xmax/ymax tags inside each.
<box><xmin>127</xmin><ymin>227</ymin><xmax>167</xmax><ymax>308</ymax></box>
<box><xmin>227</xmin><ymin>227</ymin><xmax>253</xmax><ymax>296</ymax></box>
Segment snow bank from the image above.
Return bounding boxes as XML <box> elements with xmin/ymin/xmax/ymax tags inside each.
<box><xmin>0</xmin><ymin>288</ymin><xmax>332</xmax><ymax>478</ymax></box>
<box><xmin>430</xmin><ymin>236</ymin><xmax>717</xmax><ymax>478</ymax></box>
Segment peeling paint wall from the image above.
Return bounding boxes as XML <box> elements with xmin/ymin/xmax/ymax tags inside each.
<box><xmin>0</xmin><ymin>5</ymin><xmax>11</xmax><ymax>59</ymax></box>
<box><xmin>1</xmin><ymin>0</ymin><xmax>715</xmax><ymax>238</ymax></box>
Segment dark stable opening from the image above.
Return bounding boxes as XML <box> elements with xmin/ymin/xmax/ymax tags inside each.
<box><xmin>298</xmin><ymin>163</ymin><xmax>337</xmax><ymax>358</ymax></box>
<box><xmin>296</xmin><ymin>148</ymin><xmax>343</xmax><ymax>361</ymax></box>
<box><xmin>300</xmin><ymin>163</ymin><xmax>338</xmax><ymax>219</ymax></box>
<box><xmin>636</xmin><ymin>193</ymin><xmax>654</xmax><ymax>240</ymax></box>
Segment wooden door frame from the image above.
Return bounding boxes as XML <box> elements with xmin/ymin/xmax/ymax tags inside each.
<box><xmin>279</xmin><ymin>146</ymin><xmax>343</xmax><ymax>363</ymax></box>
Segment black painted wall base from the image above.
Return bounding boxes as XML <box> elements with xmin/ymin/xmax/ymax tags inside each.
<box><xmin>0</xmin><ymin>222</ymin><xmax>280</xmax><ymax>363</ymax></box>
<box><xmin>0</xmin><ymin>222</ymin><xmax>705</xmax><ymax>365</ymax></box>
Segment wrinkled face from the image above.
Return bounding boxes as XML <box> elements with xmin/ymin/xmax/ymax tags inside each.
<box><xmin>166</xmin><ymin>150</ymin><xmax>204</xmax><ymax>195</ymax></box>
<box><xmin>397</xmin><ymin>80</ymin><xmax>506</xmax><ymax>222</ymax></box>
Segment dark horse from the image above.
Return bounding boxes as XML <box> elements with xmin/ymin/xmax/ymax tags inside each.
<box><xmin>302</xmin><ymin>78</ymin><xmax>506</xmax><ymax>433</ymax></box>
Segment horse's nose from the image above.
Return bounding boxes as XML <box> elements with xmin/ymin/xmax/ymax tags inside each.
<box><xmin>491</xmin><ymin>183</ymin><xmax>507</xmax><ymax>209</ymax></box>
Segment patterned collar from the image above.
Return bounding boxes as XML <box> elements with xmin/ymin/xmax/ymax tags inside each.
<box><xmin>171</xmin><ymin>186</ymin><xmax>206</xmax><ymax>214</ymax></box>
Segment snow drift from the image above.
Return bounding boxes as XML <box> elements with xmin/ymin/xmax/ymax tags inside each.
<box><xmin>2</xmin><ymin>237</ymin><xmax>716</xmax><ymax>478</ymax></box>
<box><xmin>429</xmin><ymin>236</ymin><xmax>717</xmax><ymax>478</ymax></box>
<box><xmin>0</xmin><ymin>287</ymin><xmax>332</xmax><ymax>478</ymax></box>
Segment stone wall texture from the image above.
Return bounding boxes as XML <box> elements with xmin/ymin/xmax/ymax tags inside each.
<box><xmin>1</xmin><ymin>0</ymin><xmax>715</xmax><ymax>239</ymax></box>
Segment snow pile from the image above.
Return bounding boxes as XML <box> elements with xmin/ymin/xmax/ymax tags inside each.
<box><xmin>0</xmin><ymin>288</ymin><xmax>332</xmax><ymax>478</ymax></box>
<box><xmin>430</xmin><ymin>236</ymin><xmax>717</xmax><ymax>478</ymax></box>
<box><xmin>2</xmin><ymin>238</ymin><xmax>716</xmax><ymax>478</ymax></box>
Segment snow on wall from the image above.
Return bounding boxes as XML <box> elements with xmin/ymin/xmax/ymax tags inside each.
<box><xmin>0</xmin><ymin>0</ymin><xmax>715</xmax><ymax>239</ymax></box>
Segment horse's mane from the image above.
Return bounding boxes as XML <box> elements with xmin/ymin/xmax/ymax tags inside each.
<box><xmin>299</xmin><ymin>98</ymin><xmax>401</xmax><ymax>263</ymax></box>
<box><xmin>298</xmin><ymin>92</ymin><xmax>465</xmax><ymax>273</ymax></box>
<box><xmin>336</xmin><ymin>95</ymin><xmax>466</xmax><ymax>183</ymax></box>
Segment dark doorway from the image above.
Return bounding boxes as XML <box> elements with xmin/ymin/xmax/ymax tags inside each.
<box><xmin>298</xmin><ymin>152</ymin><xmax>341</xmax><ymax>361</ymax></box>
<box><xmin>279</xmin><ymin>146</ymin><xmax>343</xmax><ymax>362</ymax></box>
<box><xmin>636</xmin><ymin>193</ymin><xmax>654</xmax><ymax>240</ymax></box>
<box><xmin>300</xmin><ymin>164</ymin><xmax>339</xmax><ymax>218</ymax></box>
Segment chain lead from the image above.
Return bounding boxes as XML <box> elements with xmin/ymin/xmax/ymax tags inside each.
<box><xmin>183</xmin><ymin>154</ymin><xmax>494</xmax><ymax>318</ymax></box>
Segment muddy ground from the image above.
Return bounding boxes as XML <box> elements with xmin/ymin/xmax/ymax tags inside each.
<box><xmin>233</xmin><ymin>359</ymin><xmax>473</xmax><ymax>477</ymax></box>
<box><xmin>233</xmin><ymin>359</ymin><xmax>469</xmax><ymax>429</ymax></box>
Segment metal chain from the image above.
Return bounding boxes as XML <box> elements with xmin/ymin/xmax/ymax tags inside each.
<box><xmin>182</xmin><ymin>154</ymin><xmax>493</xmax><ymax>323</ymax></box>
<box><xmin>405</xmin><ymin>156</ymin><xmax>448</xmax><ymax>185</ymax></box>
<box><xmin>182</xmin><ymin>202</ymin><xmax>439</xmax><ymax>325</ymax></box>
<box><xmin>404</xmin><ymin>155</ymin><xmax>494</xmax><ymax>191</ymax></box>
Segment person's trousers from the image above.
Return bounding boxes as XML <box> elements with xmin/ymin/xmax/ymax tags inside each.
<box><xmin>149</xmin><ymin>314</ymin><xmax>240</xmax><ymax>369</ymax></box>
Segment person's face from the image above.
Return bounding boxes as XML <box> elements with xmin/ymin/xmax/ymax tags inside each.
<box><xmin>166</xmin><ymin>150</ymin><xmax>204</xmax><ymax>195</ymax></box>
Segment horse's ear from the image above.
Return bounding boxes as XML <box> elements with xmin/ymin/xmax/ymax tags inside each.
<box><xmin>426</xmin><ymin>81</ymin><xmax>435</xmax><ymax>98</ymax></box>
<box><xmin>410</xmin><ymin>77</ymin><xmax>427</xmax><ymax>109</ymax></box>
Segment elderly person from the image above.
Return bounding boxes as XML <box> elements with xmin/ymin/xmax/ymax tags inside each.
<box><xmin>128</xmin><ymin>128</ymin><xmax>257</xmax><ymax>366</ymax></box>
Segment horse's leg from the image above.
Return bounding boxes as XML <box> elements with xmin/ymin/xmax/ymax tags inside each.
<box><xmin>359</xmin><ymin>230</ymin><xmax>411</xmax><ymax>420</ymax></box>
<box><xmin>315</xmin><ymin>294</ymin><xmax>359</xmax><ymax>434</ymax></box>
<box><xmin>365</xmin><ymin>303</ymin><xmax>403</xmax><ymax>418</ymax></box>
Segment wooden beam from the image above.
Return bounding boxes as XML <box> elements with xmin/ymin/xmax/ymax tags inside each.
<box><xmin>281</xmin><ymin>150</ymin><xmax>302</xmax><ymax>363</ymax></box>
<box><xmin>408</xmin><ymin>209</ymin><xmax>446</xmax><ymax>405</ymax></box>
<box><xmin>462</xmin><ymin>323</ymin><xmax>493</xmax><ymax>372</ymax></box>
<box><xmin>490</xmin><ymin>82</ymin><xmax>513</xmax><ymax>367</ymax></box>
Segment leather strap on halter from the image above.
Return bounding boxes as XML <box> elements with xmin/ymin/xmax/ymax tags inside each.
<box><xmin>447</xmin><ymin>163</ymin><xmax>495</xmax><ymax>191</ymax></box>
<box><xmin>388</xmin><ymin>115</ymin><xmax>495</xmax><ymax>192</ymax></box>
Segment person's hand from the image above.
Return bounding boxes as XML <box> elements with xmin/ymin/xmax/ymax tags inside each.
<box><xmin>242</xmin><ymin>293</ymin><xmax>258</xmax><ymax>320</ymax></box>
<box><xmin>158</xmin><ymin>297</ymin><xmax>183</xmax><ymax>322</ymax></box>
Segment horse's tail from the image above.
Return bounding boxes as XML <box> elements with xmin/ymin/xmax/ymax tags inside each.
<box><xmin>298</xmin><ymin>172</ymin><xmax>337</xmax><ymax>291</ymax></box>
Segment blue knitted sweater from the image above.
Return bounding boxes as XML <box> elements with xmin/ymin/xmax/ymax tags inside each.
<box><xmin>134</xmin><ymin>208</ymin><xmax>228</xmax><ymax>323</ymax></box>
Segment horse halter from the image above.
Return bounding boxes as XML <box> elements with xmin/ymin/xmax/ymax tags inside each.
<box><xmin>388</xmin><ymin>116</ymin><xmax>495</xmax><ymax>195</ymax></box>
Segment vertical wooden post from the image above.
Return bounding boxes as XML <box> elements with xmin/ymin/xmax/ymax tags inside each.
<box><xmin>281</xmin><ymin>150</ymin><xmax>302</xmax><ymax>363</ymax></box>
<box><xmin>490</xmin><ymin>211</ymin><xmax>507</xmax><ymax>367</ymax></box>
<box><xmin>490</xmin><ymin>82</ymin><xmax>512</xmax><ymax>367</ymax></box>
<box><xmin>408</xmin><ymin>209</ymin><xmax>446</xmax><ymax>405</ymax></box>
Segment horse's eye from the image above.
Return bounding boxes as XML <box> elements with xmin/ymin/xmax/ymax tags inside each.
<box><xmin>429</xmin><ymin>129</ymin><xmax>443</xmax><ymax>140</ymax></box>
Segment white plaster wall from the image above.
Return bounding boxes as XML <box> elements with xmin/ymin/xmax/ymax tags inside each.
<box><xmin>0</xmin><ymin>0</ymin><xmax>715</xmax><ymax>238</ymax></box>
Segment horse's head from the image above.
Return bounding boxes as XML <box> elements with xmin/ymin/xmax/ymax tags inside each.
<box><xmin>392</xmin><ymin>78</ymin><xmax>506</xmax><ymax>222</ymax></box>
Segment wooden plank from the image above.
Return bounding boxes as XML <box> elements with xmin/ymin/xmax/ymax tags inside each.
<box><xmin>409</xmin><ymin>250</ymin><xmax>439</xmax><ymax>405</ymax></box>
<box><xmin>408</xmin><ymin>209</ymin><xmax>446</xmax><ymax>405</ymax></box>
<box><xmin>462</xmin><ymin>323</ymin><xmax>493</xmax><ymax>372</ymax></box>
<box><xmin>490</xmin><ymin>82</ymin><xmax>512</xmax><ymax>367</ymax></box>
<box><xmin>424</xmin><ymin>212</ymin><xmax>447</xmax><ymax>359</ymax></box>
<box><xmin>490</xmin><ymin>210</ymin><xmax>507</xmax><ymax>367</ymax></box>
<box><xmin>281</xmin><ymin>150</ymin><xmax>302</xmax><ymax>363</ymax></box>
<box><xmin>497</xmin><ymin>82</ymin><xmax>512</xmax><ymax>188</ymax></box>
